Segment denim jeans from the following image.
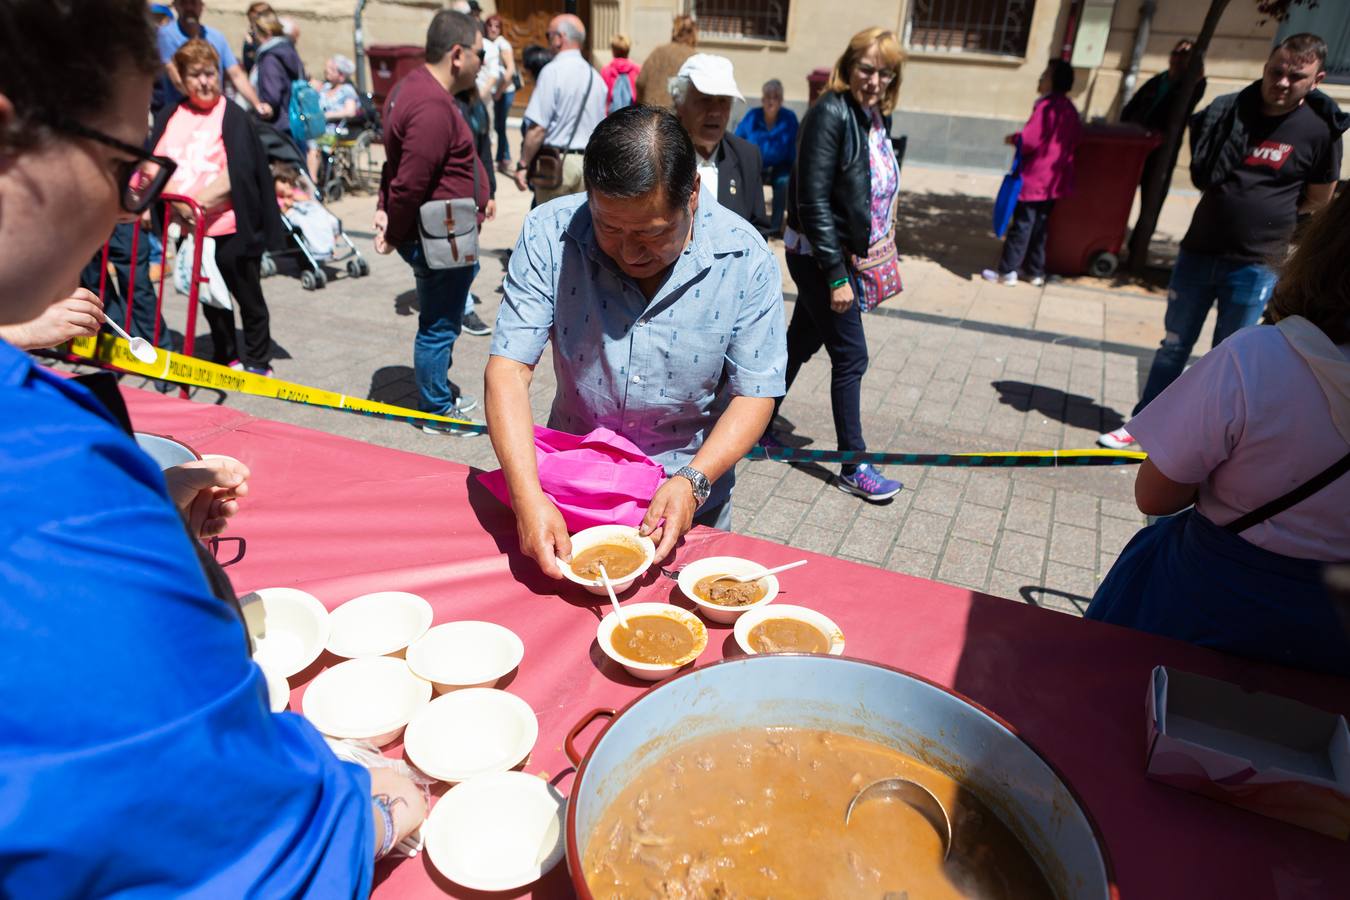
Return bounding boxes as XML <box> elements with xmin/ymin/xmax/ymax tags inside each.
<box><xmin>763</xmin><ymin>165</ymin><xmax>791</xmax><ymax>234</ymax></box>
<box><xmin>396</xmin><ymin>242</ymin><xmax>473</xmax><ymax>413</ymax></box>
<box><xmin>1133</xmin><ymin>248</ymin><xmax>1277</xmax><ymax>415</ymax></box>
<box><xmin>493</xmin><ymin>90</ymin><xmax>515</xmax><ymax>162</ymax></box>
<box><xmin>998</xmin><ymin>199</ymin><xmax>1055</xmax><ymax>278</ymax></box>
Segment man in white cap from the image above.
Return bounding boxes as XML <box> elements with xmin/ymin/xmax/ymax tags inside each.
<box><xmin>669</xmin><ymin>54</ymin><xmax>770</xmax><ymax>235</ymax></box>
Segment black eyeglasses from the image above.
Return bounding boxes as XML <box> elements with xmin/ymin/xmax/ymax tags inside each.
<box><xmin>456</xmin><ymin>43</ymin><xmax>487</xmax><ymax>62</ymax></box>
<box><xmin>50</xmin><ymin>116</ymin><xmax>178</xmax><ymax>214</ymax></box>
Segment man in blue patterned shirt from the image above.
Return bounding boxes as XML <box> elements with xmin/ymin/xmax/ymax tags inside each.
<box><xmin>486</xmin><ymin>106</ymin><xmax>787</xmax><ymax>576</ymax></box>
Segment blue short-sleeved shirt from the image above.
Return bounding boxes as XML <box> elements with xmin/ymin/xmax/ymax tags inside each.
<box><xmin>490</xmin><ymin>189</ymin><xmax>787</xmax><ymax>507</ymax></box>
<box><xmin>0</xmin><ymin>339</ymin><xmax>372</xmax><ymax>896</ymax></box>
<box><xmin>156</xmin><ymin>21</ymin><xmax>238</xmax><ymax>107</ymax></box>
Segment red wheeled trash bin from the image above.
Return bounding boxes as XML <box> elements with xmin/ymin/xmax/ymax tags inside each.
<box><xmin>367</xmin><ymin>44</ymin><xmax>425</xmax><ymax>108</ymax></box>
<box><xmin>1045</xmin><ymin>124</ymin><xmax>1161</xmax><ymax>277</ymax></box>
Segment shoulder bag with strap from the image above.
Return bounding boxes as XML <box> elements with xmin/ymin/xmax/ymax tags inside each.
<box><xmin>528</xmin><ymin>67</ymin><xmax>594</xmax><ymax>191</ymax></box>
<box><xmin>1225</xmin><ymin>450</ymin><xmax>1350</xmax><ymax>535</ymax></box>
<box><xmin>847</xmin><ymin>110</ymin><xmax>903</xmax><ymax>312</ymax></box>
<box><xmin>385</xmin><ymin>79</ymin><xmax>482</xmax><ymax>270</ymax></box>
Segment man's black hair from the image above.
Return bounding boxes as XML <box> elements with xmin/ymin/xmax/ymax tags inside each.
<box><xmin>583</xmin><ymin>106</ymin><xmax>697</xmax><ymax>210</ymax></box>
<box><xmin>1049</xmin><ymin>59</ymin><xmax>1075</xmax><ymax>94</ymax></box>
<box><xmin>0</xmin><ymin>0</ymin><xmax>161</xmax><ymax>150</ymax></box>
<box><xmin>521</xmin><ymin>44</ymin><xmax>552</xmax><ymax>80</ymax></box>
<box><xmin>426</xmin><ymin>9</ymin><xmax>478</xmax><ymax>65</ymax></box>
<box><xmin>1274</xmin><ymin>33</ymin><xmax>1328</xmax><ymax>73</ymax></box>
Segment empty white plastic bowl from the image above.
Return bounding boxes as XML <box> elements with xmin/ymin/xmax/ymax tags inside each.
<box><xmin>403</xmin><ymin>688</ymin><xmax>538</xmax><ymax>783</ymax></box>
<box><xmin>406</xmin><ymin>621</ymin><xmax>524</xmax><ymax>693</ymax></box>
<box><xmin>326</xmin><ymin>591</ymin><xmax>434</xmax><ymax>659</ymax></box>
<box><xmin>243</xmin><ymin>587</ymin><xmax>330</xmax><ymax>678</ymax></box>
<box><xmin>257</xmin><ymin>661</ymin><xmax>290</xmax><ymax>713</ymax></box>
<box><xmin>423</xmin><ymin>771</ymin><xmax>566</xmax><ymax>892</ymax></box>
<box><xmin>301</xmin><ymin>656</ymin><xmax>431</xmax><ymax>746</ymax></box>
<box><xmin>559</xmin><ymin>525</ymin><xmax>656</xmax><ymax>595</ymax></box>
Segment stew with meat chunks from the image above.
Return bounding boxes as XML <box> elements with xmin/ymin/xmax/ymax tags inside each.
<box><xmin>572</xmin><ymin>542</ymin><xmax>647</xmax><ymax>580</ymax></box>
<box><xmin>693</xmin><ymin>574</ymin><xmax>767</xmax><ymax>607</ymax></box>
<box><xmin>610</xmin><ymin>614</ymin><xmax>700</xmax><ymax>665</ymax></box>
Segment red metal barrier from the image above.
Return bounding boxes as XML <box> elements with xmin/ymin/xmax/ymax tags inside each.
<box><xmin>92</xmin><ymin>193</ymin><xmax>207</xmax><ymax>398</ymax></box>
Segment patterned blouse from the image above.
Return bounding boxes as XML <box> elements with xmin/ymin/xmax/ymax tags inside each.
<box><xmin>866</xmin><ymin>107</ymin><xmax>899</xmax><ymax>244</ymax></box>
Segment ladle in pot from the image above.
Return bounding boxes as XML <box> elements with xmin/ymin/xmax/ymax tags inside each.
<box><xmin>845</xmin><ymin>777</ymin><xmax>953</xmax><ymax>861</ymax></box>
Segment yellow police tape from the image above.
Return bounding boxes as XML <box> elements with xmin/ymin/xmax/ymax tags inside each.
<box><xmin>65</xmin><ymin>334</ymin><xmax>1146</xmax><ymax>466</ymax></box>
<box><xmin>67</xmin><ymin>333</ymin><xmax>484</xmax><ymax>430</ymax></box>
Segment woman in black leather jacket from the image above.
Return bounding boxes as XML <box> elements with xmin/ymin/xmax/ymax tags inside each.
<box><xmin>775</xmin><ymin>27</ymin><xmax>904</xmax><ymax>502</ymax></box>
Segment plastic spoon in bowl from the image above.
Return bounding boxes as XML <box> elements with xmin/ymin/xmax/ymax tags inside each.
<box><xmin>103</xmin><ymin>317</ymin><xmax>158</xmax><ymax>364</ymax></box>
<box><xmin>713</xmin><ymin>559</ymin><xmax>808</xmax><ymax>584</ymax></box>
<box><xmin>597</xmin><ymin>563</ymin><xmax>628</xmax><ymax>629</ymax></box>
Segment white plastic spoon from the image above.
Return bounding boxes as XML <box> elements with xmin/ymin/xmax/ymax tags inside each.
<box><xmin>713</xmin><ymin>559</ymin><xmax>808</xmax><ymax>584</ymax></box>
<box><xmin>597</xmin><ymin>563</ymin><xmax>628</xmax><ymax>630</ymax></box>
<box><xmin>104</xmin><ymin>317</ymin><xmax>158</xmax><ymax>364</ymax></box>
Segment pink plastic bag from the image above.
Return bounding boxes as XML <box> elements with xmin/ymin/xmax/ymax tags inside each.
<box><xmin>476</xmin><ymin>426</ymin><xmax>666</xmax><ymax>531</ymax></box>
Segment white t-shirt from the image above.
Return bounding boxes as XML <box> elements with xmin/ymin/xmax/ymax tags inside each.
<box><xmin>1129</xmin><ymin>323</ymin><xmax>1350</xmax><ymax>561</ymax></box>
<box><xmin>477</xmin><ymin>35</ymin><xmax>508</xmax><ymax>91</ymax></box>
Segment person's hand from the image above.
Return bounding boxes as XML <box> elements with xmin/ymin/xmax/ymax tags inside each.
<box><xmin>372</xmin><ymin>209</ymin><xmax>393</xmax><ymax>255</ymax></box>
<box><xmin>256</xmin><ymin>101</ymin><xmax>273</xmax><ymax>119</ymax></box>
<box><xmin>163</xmin><ymin>457</ymin><xmax>250</xmax><ymax>540</ymax></box>
<box><xmin>367</xmin><ymin>767</ymin><xmax>428</xmax><ymax>856</ymax></box>
<box><xmin>639</xmin><ymin>476</ymin><xmax>698</xmax><ymax>563</ymax></box>
<box><xmin>484</xmin><ymin>199</ymin><xmax>496</xmax><ymax>221</ymax></box>
<box><xmin>513</xmin><ymin>168</ymin><xmax>530</xmax><ymax>192</ymax></box>
<box><xmin>1004</xmin><ymin>133</ymin><xmax>1018</xmax><ymax>146</ymax></box>
<box><xmin>4</xmin><ymin>288</ymin><xmax>105</xmax><ymax>350</ymax></box>
<box><xmin>829</xmin><ymin>282</ymin><xmax>855</xmax><ymax>314</ymax></box>
<box><xmin>515</xmin><ymin>493</ymin><xmax>572</xmax><ymax>579</ymax></box>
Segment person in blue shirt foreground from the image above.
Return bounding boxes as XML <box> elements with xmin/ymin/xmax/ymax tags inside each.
<box><xmin>0</xmin><ymin>1</ymin><xmax>426</xmax><ymax>894</ymax></box>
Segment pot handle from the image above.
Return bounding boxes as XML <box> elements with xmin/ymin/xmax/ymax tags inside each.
<box><xmin>565</xmin><ymin>707</ymin><xmax>616</xmax><ymax>766</ymax></box>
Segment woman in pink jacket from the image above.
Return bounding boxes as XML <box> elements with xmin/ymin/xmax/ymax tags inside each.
<box><xmin>983</xmin><ymin>59</ymin><xmax>1081</xmax><ymax>287</ymax></box>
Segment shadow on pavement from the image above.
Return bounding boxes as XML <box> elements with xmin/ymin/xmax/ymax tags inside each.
<box><xmin>991</xmin><ymin>380</ymin><xmax>1125</xmax><ymax>433</ymax></box>
<box><xmin>393</xmin><ymin>289</ymin><xmax>418</xmax><ymax>317</ymax></box>
<box><xmin>895</xmin><ymin>189</ymin><xmax>1003</xmax><ymax>280</ymax></box>
<box><xmin>368</xmin><ymin>364</ymin><xmax>415</xmax><ymax>406</ymax></box>
<box><xmin>1020</xmin><ymin>585</ymin><xmax>1092</xmax><ymax>613</ymax></box>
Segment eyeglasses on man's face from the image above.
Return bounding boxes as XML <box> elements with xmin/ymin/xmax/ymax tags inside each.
<box><xmin>51</xmin><ymin>117</ymin><xmax>177</xmax><ymax>214</ymax></box>
<box><xmin>456</xmin><ymin>42</ymin><xmax>486</xmax><ymax>61</ymax></box>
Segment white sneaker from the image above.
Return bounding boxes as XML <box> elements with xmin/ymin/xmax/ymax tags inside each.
<box><xmin>1029</xmin><ymin>275</ymin><xmax>1045</xmax><ymax>287</ymax></box>
<box><xmin>1097</xmin><ymin>427</ymin><xmax>1135</xmax><ymax>449</ymax></box>
<box><xmin>981</xmin><ymin>268</ymin><xmax>1018</xmax><ymax>286</ymax></box>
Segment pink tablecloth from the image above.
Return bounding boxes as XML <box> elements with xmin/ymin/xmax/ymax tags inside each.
<box><xmin>124</xmin><ymin>388</ymin><xmax>1350</xmax><ymax>899</ymax></box>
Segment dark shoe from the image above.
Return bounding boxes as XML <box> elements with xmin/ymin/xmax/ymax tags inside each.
<box><xmin>421</xmin><ymin>396</ymin><xmax>480</xmax><ymax>436</ymax></box>
<box><xmin>461</xmin><ymin>310</ymin><xmax>492</xmax><ymax>336</ymax></box>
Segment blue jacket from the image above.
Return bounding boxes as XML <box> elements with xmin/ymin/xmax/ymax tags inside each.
<box><xmin>735</xmin><ymin>106</ymin><xmax>799</xmax><ymax>170</ymax></box>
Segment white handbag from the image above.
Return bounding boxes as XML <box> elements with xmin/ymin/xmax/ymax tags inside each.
<box><xmin>172</xmin><ymin>233</ymin><xmax>233</xmax><ymax>310</ymax></box>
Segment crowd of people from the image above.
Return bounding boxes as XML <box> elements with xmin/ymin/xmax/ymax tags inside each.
<box><xmin>1</xmin><ymin>0</ymin><xmax>1348</xmax><ymax>892</ymax></box>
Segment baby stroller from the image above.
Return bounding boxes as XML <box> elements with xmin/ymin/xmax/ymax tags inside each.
<box><xmin>257</xmin><ymin>123</ymin><xmax>370</xmax><ymax>291</ymax></box>
<box><xmin>315</xmin><ymin>92</ymin><xmax>382</xmax><ymax>202</ymax></box>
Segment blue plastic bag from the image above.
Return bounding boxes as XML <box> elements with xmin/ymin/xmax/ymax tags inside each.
<box><xmin>993</xmin><ymin>139</ymin><xmax>1023</xmax><ymax>238</ymax></box>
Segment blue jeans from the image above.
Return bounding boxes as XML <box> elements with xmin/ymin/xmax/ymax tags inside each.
<box><xmin>494</xmin><ymin>90</ymin><xmax>515</xmax><ymax>162</ymax></box>
<box><xmin>1134</xmin><ymin>249</ymin><xmax>1277</xmax><ymax>415</ymax></box>
<box><xmin>764</xmin><ymin>165</ymin><xmax>791</xmax><ymax>234</ymax></box>
<box><xmin>396</xmin><ymin>242</ymin><xmax>473</xmax><ymax>413</ymax></box>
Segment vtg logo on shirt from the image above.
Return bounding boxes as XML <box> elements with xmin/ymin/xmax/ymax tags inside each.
<box><xmin>1244</xmin><ymin>140</ymin><xmax>1295</xmax><ymax>170</ymax></box>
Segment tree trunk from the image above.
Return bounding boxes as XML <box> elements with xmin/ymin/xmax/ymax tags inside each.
<box><xmin>1126</xmin><ymin>0</ymin><xmax>1232</xmax><ymax>273</ymax></box>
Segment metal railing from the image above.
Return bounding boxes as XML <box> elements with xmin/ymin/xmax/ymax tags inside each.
<box><xmin>693</xmin><ymin>0</ymin><xmax>790</xmax><ymax>42</ymax></box>
<box><xmin>906</xmin><ymin>0</ymin><xmax>1037</xmax><ymax>58</ymax></box>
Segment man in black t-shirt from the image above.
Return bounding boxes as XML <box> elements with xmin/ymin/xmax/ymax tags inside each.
<box><xmin>1101</xmin><ymin>33</ymin><xmax>1347</xmax><ymax>450</ymax></box>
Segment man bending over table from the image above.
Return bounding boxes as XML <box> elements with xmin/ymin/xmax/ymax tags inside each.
<box><xmin>486</xmin><ymin>105</ymin><xmax>787</xmax><ymax>576</ymax></box>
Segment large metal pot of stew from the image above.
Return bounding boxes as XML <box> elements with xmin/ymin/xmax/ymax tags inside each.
<box><xmin>564</xmin><ymin>654</ymin><xmax>1113</xmax><ymax>899</ymax></box>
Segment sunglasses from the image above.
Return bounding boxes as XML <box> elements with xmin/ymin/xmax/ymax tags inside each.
<box><xmin>51</xmin><ymin>116</ymin><xmax>177</xmax><ymax>214</ymax></box>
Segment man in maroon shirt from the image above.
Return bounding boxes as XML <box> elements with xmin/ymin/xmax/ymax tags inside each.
<box><xmin>374</xmin><ymin>10</ymin><xmax>488</xmax><ymax>433</ymax></box>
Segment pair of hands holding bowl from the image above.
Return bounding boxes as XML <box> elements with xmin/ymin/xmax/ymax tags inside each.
<box><xmin>514</xmin><ymin>475</ymin><xmax>697</xmax><ymax>580</ymax></box>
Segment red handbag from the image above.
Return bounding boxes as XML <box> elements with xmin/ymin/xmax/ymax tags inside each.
<box><xmin>849</xmin><ymin>233</ymin><xmax>903</xmax><ymax>312</ymax></box>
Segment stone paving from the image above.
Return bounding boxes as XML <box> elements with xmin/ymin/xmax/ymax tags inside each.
<box><xmin>85</xmin><ymin>162</ymin><xmax>1223</xmax><ymax>617</ymax></box>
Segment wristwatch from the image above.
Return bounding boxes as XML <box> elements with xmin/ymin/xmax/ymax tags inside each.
<box><xmin>674</xmin><ymin>466</ymin><xmax>711</xmax><ymax>508</ymax></box>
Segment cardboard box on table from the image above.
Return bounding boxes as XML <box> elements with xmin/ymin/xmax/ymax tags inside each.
<box><xmin>1145</xmin><ymin>666</ymin><xmax>1350</xmax><ymax>840</ymax></box>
